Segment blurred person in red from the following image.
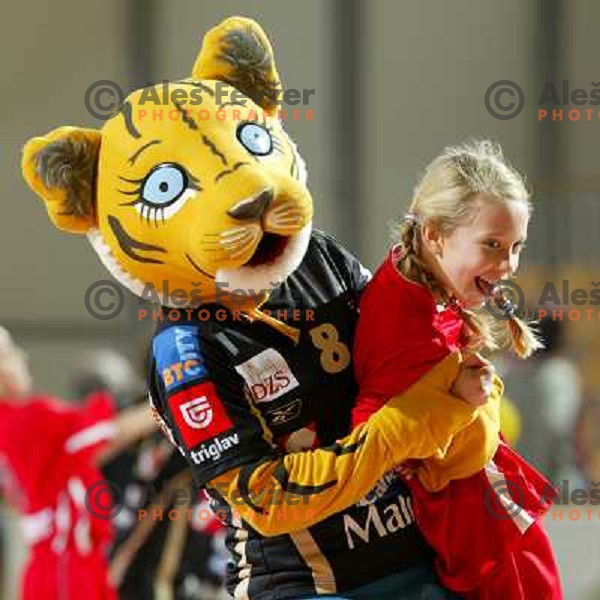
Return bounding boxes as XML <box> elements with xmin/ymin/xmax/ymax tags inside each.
<box><xmin>69</xmin><ymin>347</ymin><xmax>229</xmax><ymax>599</ymax></box>
<box><xmin>0</xmin><ymin>327</ymin><xmax>155</xmax><ymax>599</ymax></box>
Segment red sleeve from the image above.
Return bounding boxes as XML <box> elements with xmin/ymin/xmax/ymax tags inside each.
<box><xmin>352</xmin><ymin>253</ymin><xmax>453</xmax><ymax>427</ymax></box>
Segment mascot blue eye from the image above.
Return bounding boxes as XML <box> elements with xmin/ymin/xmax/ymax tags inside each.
<box><xmin>237</xmin><ymin>123</ymin><xmax>273</xmax><ymax>156</ymax></box>
<box><xmin>142</xmin><ymin>164</ymin><xmax>188</xmax><ymax>206</ymax></box>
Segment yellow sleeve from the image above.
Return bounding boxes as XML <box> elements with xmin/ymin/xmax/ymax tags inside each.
<box><xmin>415</xmin><ymin>374</ymin><xmax>504</xmax><ymax>492</ymax></box>
<box><xmin>208</xmin><ymin>352</ymin><xmax>482</xmax><ymax>536</ymax></box>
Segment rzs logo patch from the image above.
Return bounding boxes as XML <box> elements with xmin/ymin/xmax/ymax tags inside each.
<box><xmin>235</xmin><ymin>349</ymin><xmax>299</xmax><ymax>404</ymax></box>
<box><xmin>168</xmin><ymin>382</ymin><xmax>233</xmax><ymax>449</ymax></box>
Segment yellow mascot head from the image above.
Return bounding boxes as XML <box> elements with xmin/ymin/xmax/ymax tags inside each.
<box><xmin>22</xmin><ymin>17</ymin><xmax>313</xmax><ymax>310</ymax></box>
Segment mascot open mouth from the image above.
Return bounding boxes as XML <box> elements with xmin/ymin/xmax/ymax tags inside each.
<box><xmin>217</xmin><ymin>225</ymin><xmax>312</xmax><ymax>295</ymax></box>
<box><xmin>245</xmin><ymin>233</ymin><xmax>290</xmax><ymax>267</ymax></box>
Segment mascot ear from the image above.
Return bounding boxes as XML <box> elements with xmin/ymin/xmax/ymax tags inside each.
<box><xmin>192</xmin><ymin>16</ymin><xmax>282</xmax><ymax>112</ymax></box>
<box><xmin>22</xmin><ymin>126</ymin><xmax>101</xmax><ymax>234</ymax></box>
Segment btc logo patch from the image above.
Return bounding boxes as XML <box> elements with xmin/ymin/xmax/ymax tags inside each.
<box><xmin>168</xmin><ymin>382</ymin><xmax>233</xmax><ymax>449</ymax></box>
<box><xmin>153</xmin><ymin>326</ymin><xmax>208</xmax><ymax>391</ymax></box>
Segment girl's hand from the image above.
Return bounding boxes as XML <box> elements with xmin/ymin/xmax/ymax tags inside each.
<box><xmin>451</xmin><ymin>353</ymin><xmax>495</xmax><ymax>407</ymax></box>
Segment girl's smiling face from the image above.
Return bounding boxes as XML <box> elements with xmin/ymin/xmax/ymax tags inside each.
<box><xmin>424</xmin><ymin>194</ymin><xmax>529</xmax><ymax>308</ymax></box>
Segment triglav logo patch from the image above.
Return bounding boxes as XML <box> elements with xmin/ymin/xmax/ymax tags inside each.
<box><xmin>168</xmin><ymin>382</ymin><xmax>233</xmax><ymax>449</ymax></box>
<box><xmin>180</xmin><ymin>396</ymin><xmax>213</xmax><ymax>429</ymax></box>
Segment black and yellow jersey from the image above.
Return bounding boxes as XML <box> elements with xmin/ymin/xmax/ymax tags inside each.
<box><xmin>149</xmin><ymin>230</ymin><xmax>490</xmax><ymax>599</ymax></box>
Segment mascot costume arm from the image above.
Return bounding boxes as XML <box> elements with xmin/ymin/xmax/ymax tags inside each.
<box><xmin>203</xmin><ymin>360</ymin><xmax>502</xmax><ymax>536</ymax></box>
<box><xmin>22</xmin><ymin>16</ymin><xmax>500</xmax><ymax>537</ymax></box>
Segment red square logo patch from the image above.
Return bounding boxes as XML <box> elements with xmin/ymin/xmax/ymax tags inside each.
<box><xmin>168</xmin><ymin>382</ymin><xmax>233</xmax><ymax>449</ymax></box>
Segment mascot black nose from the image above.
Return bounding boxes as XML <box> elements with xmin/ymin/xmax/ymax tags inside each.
<box><xmin>227</xmin><ymin>189</ymin><xmax>273</xmax><ymax>221</ymax></box>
